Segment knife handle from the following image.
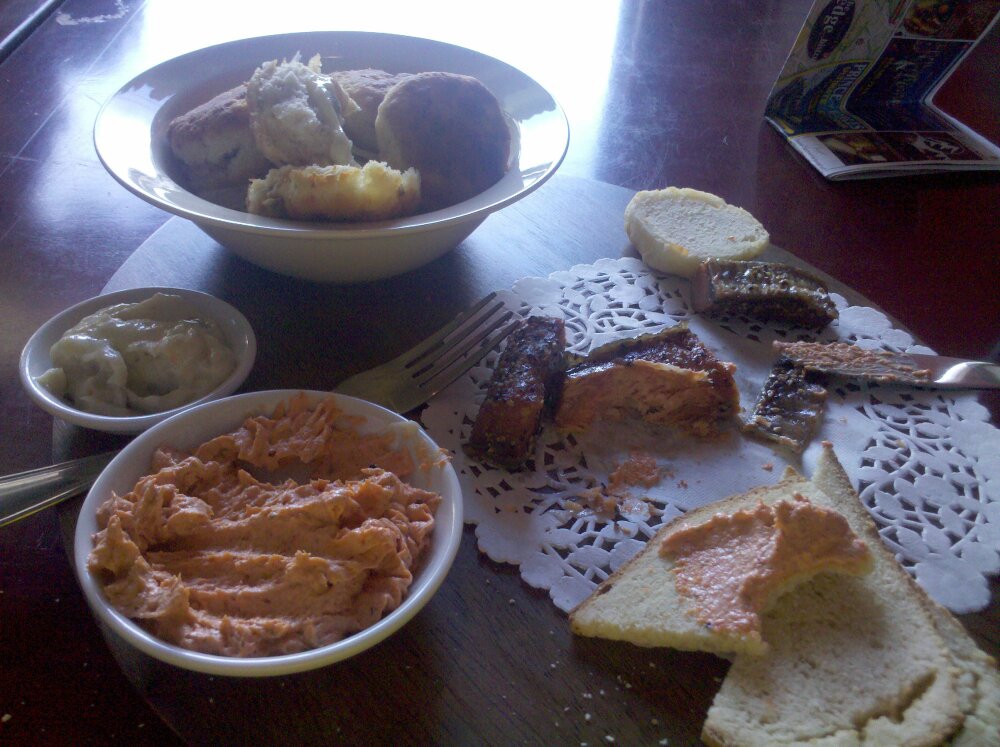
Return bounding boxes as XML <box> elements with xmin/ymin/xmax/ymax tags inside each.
<box><xmin>0</xmin><ymin>451</ymin><xmax>115</xmax><ymax>527</ymax></box>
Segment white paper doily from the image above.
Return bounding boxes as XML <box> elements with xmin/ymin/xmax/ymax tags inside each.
<box><xmin>422</xmin><ymin>257</ymin><xmax>1000</xmax><ymax>614</ymax></box>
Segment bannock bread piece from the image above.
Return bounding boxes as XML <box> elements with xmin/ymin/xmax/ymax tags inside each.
<box><xmin>701</xmin><ymin>443</ymin><xmax>993</xmax><ymax>747</ymax></box>
<box><xmin>569</xmin><ymin>453</ymin><xmax>872</xmax><ymax>657</ymax></box>
<box><xmin>166</xmin><ymin>84</ymin><xmax>272</xmax><ymax>191</ymax></box>
<box><xmin>625</xmin><ymin>188</ymin><xmax>769</xmax><ymax>278</ymax></box>
<box><xmin>246</xmin><ymin>56</ymin><xmax>359</xmax><ymax>168</ymax></box>
<box><xmin>375</xmin><ymin>71</ymin><xmax>511</xmax><ymax>211</ymax></box>
<box><xmin>246</xmin><ymin>161</ymin><xmax>421</xmax><ymax>221</ymax></box>
<box><xmin>926</xmin><ymin>601</ymin><xmax>1000</xmax><ymax>746</ymax></box>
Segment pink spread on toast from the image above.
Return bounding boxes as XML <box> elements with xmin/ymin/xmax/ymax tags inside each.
<box><xmin>659</xmin><ymin>495</ymin><xmax>871</xmax><ymax>640</ymax></box>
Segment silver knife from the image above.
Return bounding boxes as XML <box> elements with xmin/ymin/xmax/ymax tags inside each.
<box><xmin>774</xmin><ymin>341</ymin><xmax>1000</xmax><ymax>389</ymax></box>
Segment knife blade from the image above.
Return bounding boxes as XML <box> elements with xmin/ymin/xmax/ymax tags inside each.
<box><xmin>773</xmin><ymin>341</ymin><xmax>1000</xmax><ymax>390</ymax></box>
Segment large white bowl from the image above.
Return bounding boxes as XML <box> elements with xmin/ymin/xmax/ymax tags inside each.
<box><xmin>94</xmin><ymin>31</ymin><xmax>569</xmax><ymax>283</ymax></box>
<box><xmin>74</xmin><ymin>389</ymin><xmax>464</xmax><ymax>676</ymax></box>
<box><xmin>19</xmin><ymin>287</ymin><xmax>256</xmax><ymax>434</ymax></box>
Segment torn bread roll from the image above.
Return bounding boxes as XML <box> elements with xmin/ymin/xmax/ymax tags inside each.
<box><xmin>246</xmin><ymin>161</ymin><xmax>420</xmax><ymax>221</ymax></box>
<box><xmin>246</xmin><ymin>56</ymin><xmax>359</xmax><ymax>168</ymax></box>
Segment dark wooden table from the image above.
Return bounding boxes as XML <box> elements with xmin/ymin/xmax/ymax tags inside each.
<box><xmin>1</xmin><ymin>2</ymin><xmax>997</xmax><ymax>745</ymax></box>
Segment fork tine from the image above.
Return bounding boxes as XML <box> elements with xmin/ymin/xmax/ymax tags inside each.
<box><xmin>415</xmin><ymin>319</ymin><xmax>520</xmax><ymax>394</ymax></box>
<box><xmin>332</xmin><ymin>292</ymin><xmax>518</xmax><ymax>413</ymax></box>
<box><xmin>413</xmin><ymin>311</ymin><xmax>515</xmax><ymax>382</ymax></box>
<box><xmin>397</xmin><ymin>291</ymin><xmax>502</xmax><ymax>369</ymax></box>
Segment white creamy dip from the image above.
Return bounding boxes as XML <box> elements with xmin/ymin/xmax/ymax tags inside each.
<box><xmin>37</xmin><ymin>293</ymin><xmax>237</xmax><ymax>416</ymax></box>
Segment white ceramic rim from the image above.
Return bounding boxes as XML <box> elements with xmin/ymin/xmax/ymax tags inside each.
<box><xmin>18</xmin><ymin>287</ymin><xmax>257</xmax><ymax>434</ymax></box>
<box><xmin>93</xmin><ymin>30</ymin><xmax>569</xmax><ymax>239</ymax></box>
<box><xmin>73</xmin><ymin>389</ymin><xmax>464</xmax><ymax>677</ymax></box>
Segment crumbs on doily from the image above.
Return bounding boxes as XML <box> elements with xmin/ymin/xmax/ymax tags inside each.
<box><xmin>566</xmin><ymin>451</ymin><xmax>669</xmax><ymax>516</ymax></box>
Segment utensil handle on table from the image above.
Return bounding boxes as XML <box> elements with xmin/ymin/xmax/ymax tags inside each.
<box><xmin>0</xmin><ymin>451</ymin><xmax>116</xmax><ymax>528</ymax></box>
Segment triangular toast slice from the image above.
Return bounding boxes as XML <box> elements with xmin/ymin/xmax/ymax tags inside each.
<box><xmin>701</xmin><ymin>444</ymin><xmax>980</xmax><ymax>746</ymax></box>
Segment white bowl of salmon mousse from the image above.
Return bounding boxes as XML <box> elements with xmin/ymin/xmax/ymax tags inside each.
<box><xmin>75</xmin><ymin>389</ymin><xmax>463</xmax><ymax>676</ymax></box>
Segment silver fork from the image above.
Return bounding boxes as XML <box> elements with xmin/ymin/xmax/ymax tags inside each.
<box><xmin>0</xmin><ymin>292</ymin><xmax>517</xmax><ymax>527</ymax></box>
<box><xmin>334</xmin><ymin>291</ymin><xmax>516</xmax><ymax>413</ymax></box>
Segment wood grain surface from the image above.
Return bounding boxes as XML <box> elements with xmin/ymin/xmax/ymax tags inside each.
<box><xmin>1</xmin><ymin>1</ymin><xmax>997</xmax><ymax>745</ymax></box>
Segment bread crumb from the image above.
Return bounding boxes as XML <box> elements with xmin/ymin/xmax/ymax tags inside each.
<box><xmin>605</xmin><ymin>736</ymin><xmax>616</xmax><ymax>744</ymax></box>
<box><xmin>677</xmin><ymin>480</ymin><xmax>688</xmax><ymax>489</ymax></box>
<box><xmin>585</xmin><ymin>713</ymin><xmax>592</xmax><ymax>722</ymax></box>
<box><xmin>762</xmin><ymin>462</ymin><xmax>774</xmax><ymax>472</ymax></box>
<box><xmin>2</xmin><ymin>714</ymin><xmax>11</xmax><ymax>722</ymax></box>
<box><xmin>508</xmin><ymin>599</ymin><xmax>515</xmax><ymax>605</ymax></box>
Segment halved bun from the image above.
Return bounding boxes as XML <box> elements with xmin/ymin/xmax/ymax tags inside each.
<box><xmin>624</xmin><ymin>187</ymin><xmax>769</xmax><ymax>278</ymax></box>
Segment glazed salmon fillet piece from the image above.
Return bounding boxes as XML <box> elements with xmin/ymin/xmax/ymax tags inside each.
<box><xmin>555</xmin><ymin>324</ymin><xmax>738</xmax><ymax>437</ymax></box>
<box><xmin>465</xmin><ymin>316</ymin><xmax>566</xmax><ymax>471</ymax></box>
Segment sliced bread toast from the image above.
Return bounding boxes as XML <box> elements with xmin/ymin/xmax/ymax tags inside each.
<box><xmin>700</xmin><ymin>444</ymin><xmax>993</xmax><ymax>746</ymax></box>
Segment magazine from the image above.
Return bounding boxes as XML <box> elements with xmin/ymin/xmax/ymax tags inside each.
<box><xmin>765</xmin><ymin>0</ymin><xmax>1000</xmax><ymax>179</ymax></box>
